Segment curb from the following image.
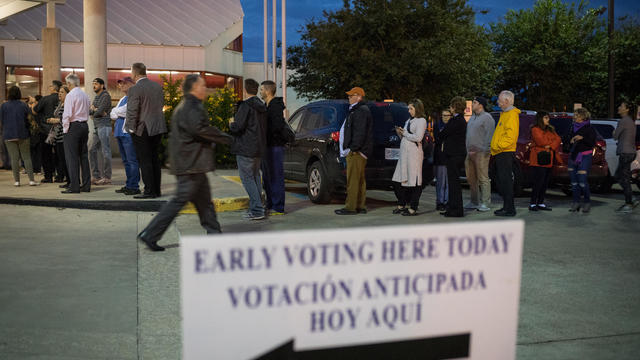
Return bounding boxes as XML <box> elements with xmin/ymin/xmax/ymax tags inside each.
<box><xmin>0</xmin><ymin>196</ymin><xmax>250</xmax><ymax>213</ymax></box>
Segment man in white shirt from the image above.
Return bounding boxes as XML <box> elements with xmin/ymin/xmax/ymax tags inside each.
<box><xmin>110</xmin><ymin>77</ymin><xmax>140</xmax><ymax>195</ymax></box>
<box><xmin>61</xmin><ymin>73</ymin><xmax>91</xmax><ymax>194</ymax></box>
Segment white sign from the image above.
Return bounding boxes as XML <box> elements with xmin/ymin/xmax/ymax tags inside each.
<box><xmin>181</xmin><ymin>220</ymin><xmax>524</xmax><ymax>360</ymax></box>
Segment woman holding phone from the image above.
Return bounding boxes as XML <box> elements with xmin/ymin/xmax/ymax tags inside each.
<box><xmin>392</xmin><ymin>99</ymin><xmax>427</xmax><ymax>215</ymax></box>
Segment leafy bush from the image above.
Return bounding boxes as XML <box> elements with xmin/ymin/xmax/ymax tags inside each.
<box><xmin>160</xmin><ymin>74</ymin><xmax>239</xmax><ymax>168</ymax></box>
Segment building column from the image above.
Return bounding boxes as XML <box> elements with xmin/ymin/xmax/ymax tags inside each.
<box><xmin>42</xmin><ymin>2</ymin><xmax>61</xmax><ymax>94</ymax></box>
<box><xmin>83</xmin><ymin>0</ymin><xmax>107</xmax><ymax>94</ymax></box>
<box><xmin>0</xmin><ymin>46</ymin><xmax>5</xmax><ymax>102</ymax></box>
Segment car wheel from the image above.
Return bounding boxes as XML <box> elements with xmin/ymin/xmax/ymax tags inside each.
<box><xmin>307</xmin><ymin>161</ymin><xmax>331</xmax><ymax>204</ymax></box>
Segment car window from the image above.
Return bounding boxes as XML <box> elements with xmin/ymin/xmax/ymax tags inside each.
<box><xmin>298</xmin><ymin>107</ymin><xmax>334</xmax><ymax>134</ymax></box>
<box><xmin>288</xmin><ymin>109</ymin><xmax>306</xmax><ymax>132</ymax></box>
<box><xmin>518</xmin><ymin>115</ymin><xmax>535</xmax><ymax>140</ymax></box>
<box><xmin>592</xmin><ymin>124</ymin><xmax>615</xmax><ymax>139</ymax></box>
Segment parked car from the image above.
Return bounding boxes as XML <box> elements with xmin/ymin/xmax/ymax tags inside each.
<box><xmin>283</xmin><ymin>100</ymin><xmax>434</xmax><ymax>203</ymax></box>
<box><xmin>489</xmin><ymin>111</ymin><xmax>609</xmax><ymax>196</ymax></box>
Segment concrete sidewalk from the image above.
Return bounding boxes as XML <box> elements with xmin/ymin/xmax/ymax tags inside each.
<box><xmin>0</xmin><ymin>162</ymin><xmax>250</xmax><ymax>212</ymax></box>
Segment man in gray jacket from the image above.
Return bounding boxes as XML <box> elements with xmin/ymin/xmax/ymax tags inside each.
<box><xmin>464</xmin><ymin>96</ymin><xmax>495</xmax><ymax>212</ymax></box>
<box><xmin>88</xmin><ymin>78</ymin><xmax>112</xmax><ymax>185</ymax></box>
<box><xmin>613</xmin><ymin>101</ymin><xmax>637</xmax><ymax>213</ymax></box>
<box><xmin>138</xmin><ymin>75</ymin><xmax>232</xmax><ymax>251</ymax></box>
<box><xmin>125</xmin><ymin>62</ymin><xmax>167</xmax><ymax>199</ymax></box>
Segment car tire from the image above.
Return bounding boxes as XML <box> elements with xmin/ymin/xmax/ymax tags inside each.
<box><xmin>307</xmin><ymin>161</ymin><xmax>331</xmax><ymax>204</ymax></box>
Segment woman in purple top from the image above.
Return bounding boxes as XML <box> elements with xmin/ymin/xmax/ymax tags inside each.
<box><xmin>567</xmin><ymin>107</ymin><xmax>597</xmax><ymax>213</ymax></box>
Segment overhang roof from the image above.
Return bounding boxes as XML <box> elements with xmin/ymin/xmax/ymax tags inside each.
<box><xmin>0</xmin><ymin>0</ymin><xmax>243</xmax><ymax>46</ymax></box>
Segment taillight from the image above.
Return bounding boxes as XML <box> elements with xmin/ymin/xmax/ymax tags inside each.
<box><xmin>331</xmin><ymin>131</ymin><xmax>340</xmax><ymax>142</ymax></box>
<box><xmin>596</xmin><ymin>140</ymin><xmax>606</xmax><ymax>152</ymax></box>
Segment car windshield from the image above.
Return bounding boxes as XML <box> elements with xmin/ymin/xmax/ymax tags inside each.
<box><xmin>592</xmin><ymin>124</ymin><xmax>615</xmax><ymax>139</ymax></box>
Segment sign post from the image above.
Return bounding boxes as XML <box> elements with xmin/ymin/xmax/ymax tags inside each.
<box><xmin>181</xmin><ymin>220</ymin><xmax>524</xmax><ymax>359</ymax></box>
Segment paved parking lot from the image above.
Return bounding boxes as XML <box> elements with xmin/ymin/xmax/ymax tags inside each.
<box><xmin>0</xmin><ymin>172</ymin><xmax>639</xmax><ymax>359</ymax></box>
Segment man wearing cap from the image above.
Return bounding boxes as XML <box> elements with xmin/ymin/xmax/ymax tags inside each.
<box><xmin>110</xmin><ymin>77</ymin><xmax>140</xmax><ymax>195</ymax></box>
<box><xmin>335</xmin><ymin>87</ymin><xmax>373</xmax><ymax>215</ymax></box>
<box><xmin>88</xmin><ymin>77</ymin><xmax>112</xmax><ymax>185</ymax></box>
<box><xmin>464</xmin><ymin>96</ymin><xmax>495</xmax><ymax>212</ymax></box>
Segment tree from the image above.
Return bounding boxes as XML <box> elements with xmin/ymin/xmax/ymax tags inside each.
<box><xmin>287</xmin><ymin>0</ymin><xmax>496</xmax><ymax>112</ymax></box>
<box><xmin>490</xmin><ymin>0</ymin><xmax>608</xmax><ymax>114</ymax></box>
<box><xmin>613</xmin><ymin>16</ymin><xmax>640</xmax><ymax>111</ymax></box>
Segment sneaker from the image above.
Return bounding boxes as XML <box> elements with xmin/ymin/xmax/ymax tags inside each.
<box><xmin>569</xmin><ymin>203</ymin><xmax>581</xmax><ymax>212</ymax></box>
<box><xmin>464</xmin><ymin>202</ymin><xmax>478</xmax><ymax>210</ymax></box>
<box><xmin>99</xmin><ymin>178</ymin><xmax>112</xmax><ymax>185</ymax></box>
<box><xmin>477</xmin><ymin>204</ymin><xmax>491</xmax><ymax>212</ymax></box>
<box><xmin>115</xmin><ymin>186</ymin><xmax>127</xmax><ymax>193</ymax></box>
<box><xmin>268</xmin><ymin>210</ymin><xmax>285</xmax><ymax>216</ymax></box>
<box><xmin>528</xmin><ymin>204</ymin><xmax>538</xmax><ymax>211</ymax></box>
<box><xmin>91</xmin><ymin>178</ymin><xmax>102</xmax><ymax>185</ymax></box>
<box><xmin>245</xmin><ymin>213</ymin><xmax>266</xmax><ymax>220</ymax></box>
<box><xmin>14</xmin><ymin>182</ymin><xmax>20</xmax><ymax>187</ymax></box>
<box><xmin>581</xmin><ymin>203</ymin><xmax>591</xmax><ymax>213</ymax></box>
<box><xmin>29</xmin><ymin>181</ymin><xmax>39</xmax><ymax>186</ymax></box>
<box><xmin>616</xmin><ymin>204</ymin><xmax>633</xmax><ymax>214</ymax></box>
<box><xmin>123</xmin><ymin>188</ymin><xmax>141</xmax><ymax>196</ymax></box>
<box><xmin>536</xmin><ymin>204</ymin><xmax>552</xmax><ymax>211</ymax></box>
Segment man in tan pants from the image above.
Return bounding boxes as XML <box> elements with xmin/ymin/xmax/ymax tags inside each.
<box><xmin>335</xmin><ymin>87</ymin><xmax>373</xmax><ymax>215</ymax></box>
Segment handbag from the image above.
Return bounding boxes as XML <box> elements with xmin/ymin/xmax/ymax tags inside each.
<box><xmin>537</xmin><ymin>150</ymin><xmax>551</xmax><ymax>165</ymax></box>
<box><xmin>45</xmin><ymin>125</ymin><xmax>57</xmax><ymax>145</ymax></box>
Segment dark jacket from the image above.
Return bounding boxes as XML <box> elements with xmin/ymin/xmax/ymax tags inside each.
<box><xmin>265</xmin><ymin>97</ymin><xmax>287</xmax><ymax>147</ymax></box>
<box><xmin>1</xmin><ymin>100</ymin><xmax>31</xmax><ymax>140</ymax></box>
<box><xmin>433</xmin><ymin>120</ymin><xmax>447</xmax><ymax>166</ymax></box>
<box><xmin>125</xmin><ymin>77</ymin><xmax>167</xmax><ymax>137</ymax></box>
<box><xmin>567</xmin><ymin>122</ymin><xmax>597</xmax><ymax>161</ymax></box>
<box><xmin>33</xmin><ymin>93</ymin><xmax>59</xmax><ymax>133</ymax></box>
<box><xmin>230</xmin><ymin>96</ymin><xmax>267</xmax><ymax>157</ymax></box>
<box><xmin>439</xmin><ymin>113</ymin><xmax>467</xmax><ymax>158</ymax></box>
<box><xmin>169</xmin><ymin>94</ymin><xmax>233</xmax><ymax>175</ymax></box>
<box><xmin>343</xmin><ymin>102</ymin><xmax>373</xmax><ymax>158</ymax></box>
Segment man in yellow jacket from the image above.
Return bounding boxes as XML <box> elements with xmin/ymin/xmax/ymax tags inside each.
<box><xmin>491</xmin><ymin>90</ymin><xmax>520</xmax><ymax>216</ymax></box>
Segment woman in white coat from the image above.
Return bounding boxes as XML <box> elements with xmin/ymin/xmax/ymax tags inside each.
<box><xmin>392</xmin><ymin>99</ymin><xmax>427</xmax><ymax>215</ymax></box>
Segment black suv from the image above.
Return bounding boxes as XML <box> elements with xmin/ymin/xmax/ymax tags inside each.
<box><xmin>283</xmin><ymin>100</ymin><xmax>434</xmax><ymax>203</ymax></box>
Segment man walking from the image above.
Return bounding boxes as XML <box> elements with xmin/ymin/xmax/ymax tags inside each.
<box><xmin>464</xmin><ymin>96</ymin><xmax>495</xmax><ymax>212</ymax></box>
<box><xmin>88</xmin><ymin>78</ymin><xmax>112</xmax><ymax>185</ymax></box>
<box><xmin>61</xmin><ymin>73</ymin><xmax>91</xmax><ymax>194</ymax></box>
<box><xmin>125</xmin><ymin>62</ymin><xmax>167</xmax><ymax>199</ymax></box>
<box><xmin>110</xmin><ymin>77</ymin><xmax>140</xmax><ymax>195</ymax></box>
<box><xmin>230</xmin><ymin>78</ymin><xmax>268</xmax><ymax>220</ymax></box>
<box><xmin>335</xmin><ymin>87</ymin><xmax>373</xmax><ymax>215</ymax></box>
<box><xmin>259</xmin><ymin>80</ymin><xmax>287</xmax><ymax>215</ymax></box>
<box><xmin>33</xmin><ymin>80</ymin><xmax>61</xmax><ymax>183</ymax></box>
<box><xmin>138</xmin><ymin>75</ymin><xmax>232</xmax><ymax>251</ymax></box>
<box><xmin>491</xmin><ymin>90</ymin><xmax>520</xmax><ymax>216</ymax></box>
<box><xmin>613</xmin><ymin>101</ymin><xmax>637</xmax><ymax>213</ymax></box>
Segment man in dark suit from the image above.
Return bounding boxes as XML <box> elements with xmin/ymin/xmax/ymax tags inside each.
<box><xmin>125</xmin><ymin>62</ymin><xmax>167</xmax><ymax>199</ymax></box>
<box><xmin>439</xmin><ymin>96</ymin><xmax>468</xmax><ymax>217</ymax></box>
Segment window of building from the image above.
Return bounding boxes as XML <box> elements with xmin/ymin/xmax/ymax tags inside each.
<box><xmin>225</xmin><ymin>35</ymin><xmax>243</xmax><ymax>53</ymax></box>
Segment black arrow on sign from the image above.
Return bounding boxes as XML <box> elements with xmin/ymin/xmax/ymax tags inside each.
<box><xmin>254</xmin><ymin>333</ymin><xmax>470</xmax><ymax>360</ymax></box>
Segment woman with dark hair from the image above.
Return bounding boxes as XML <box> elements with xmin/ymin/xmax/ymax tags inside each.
<box><xmin>528</xmin><ymin>111</ymin><xmax>561</xmax><ymax>211</ymax></box>
<box><xmin>392</xmin><ymin>99</ymin><xmax>427</xmax><ymax>215</ymax></box>
<box><xmin>439</xmin><ymin>96</ymin><xmax>468</xmax><ymax>217</ymax></box>
<box><xmin>47</xmin><ymin>86</ymin><xmax>70</xmax><ymax>187</ymax></box>
<box><xmin>567</xmin><ymin>107</ymin><xmax>597</xmax><ymax>213</ymax></box>
<box><xmin>1</xmin><ymin>86</ymin><xmax>37</xmax><ymax>186</ymax></box>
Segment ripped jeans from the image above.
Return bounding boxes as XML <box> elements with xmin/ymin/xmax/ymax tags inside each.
<box><xmin>568</xmin><ymin>154</ymin><xmax>592</xmax><ymax>203</ymax></box>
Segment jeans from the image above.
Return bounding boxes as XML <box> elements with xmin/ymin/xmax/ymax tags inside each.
<box><xmin>465</xmin><ymin>151</ymin><xmax>491</xmax><ymax>206</ymax></box>
<box><xmin>435</xmin><ymin>165</ymin><xmax>448</xmax><ymax>205</ymax></box>
<box><xmin>261</xmin><ymin>146</ymin><xmax>285</xmax><ymax>212</ymax></box>
<box><xmin>117</xmin><ymin>135</ymin><xmax>140</xmax><ymax>190</ymax></box>
<box><xmin>568</xmin><ymin>154</ymin><xmax>592</xmax><ymax>203</ymax></box>
<box><xmin>4</xmin><ymin>139</ymin><xmax>34</xmax><ymax>182</ymax></box>
<box><xmin>615</xmin><ymin>153</ymin><xmax>635</xmax><ymax>204</ymax></box>
<box><xmin>495</xmin><ymin>152</ymin><xmax>516</xmax><ymax>213</ymax></box>
<box><xmin>237</xmin><ymin>155</ymin><xmax>264</xmax><ymax>216</ymax></box>
<box><xmin>140</xmin><ymin>173</ymin><xmax>221</xmax><ymax>243</ymax></box>
<box><xmin>530</xmin><ymin>166</ymin><xmax>551</xmax><ymax>205</ymax></box>
<box><xmin>89</xmin><ymin>125</ymin><xmax>112</xmax><ymax>180</ymax></box>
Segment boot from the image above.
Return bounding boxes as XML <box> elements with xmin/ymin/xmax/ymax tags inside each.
<box><xmin>569</xmin><ymin>202</ymin><xmax>580</xmax><ymax>212</ymax></box>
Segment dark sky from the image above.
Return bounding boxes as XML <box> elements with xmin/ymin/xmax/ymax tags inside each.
<box><xmin>239</xmin><ymin>0</ymin><xmax>640</xmax><ymax>62</ymax></box>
